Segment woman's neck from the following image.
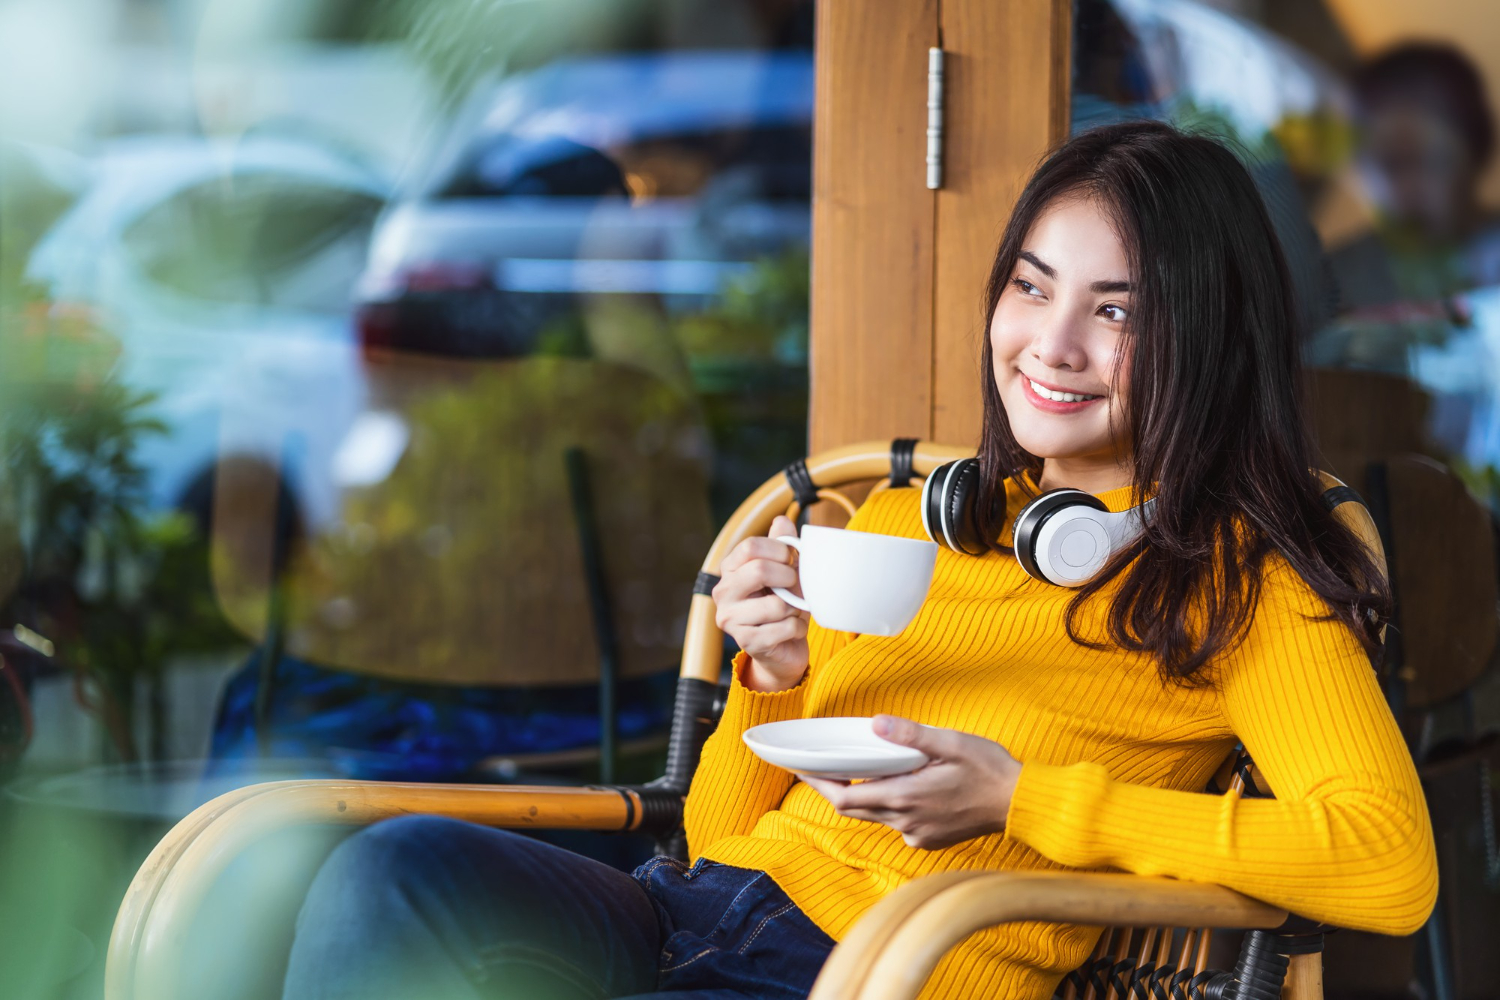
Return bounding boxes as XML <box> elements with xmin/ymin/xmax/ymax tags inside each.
<box><xmin>1037</xmin><ymin>455</ymin><xmax>1133</xmax><ymax>496</ymax></box>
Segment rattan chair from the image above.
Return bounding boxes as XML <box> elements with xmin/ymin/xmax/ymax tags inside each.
<box><xmin>106</xmin><ymin>439</ymin><xmax>1388</xmax><ymax>1000</ymax></box>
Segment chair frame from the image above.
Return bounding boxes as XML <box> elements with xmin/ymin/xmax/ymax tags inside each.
<box><xmin>107</xmin><ymin>440</ymin><xmax>1343</xmax><ymax>1000</ymax></box>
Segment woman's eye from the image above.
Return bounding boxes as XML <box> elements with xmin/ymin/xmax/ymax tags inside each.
<box><xmin>1100</xmin><ymin>304</ymin><xmax>1128</xmax><ymax>322</ymax></box>
<box><xmin>1011</xmin><ymin>278</ymin><xmax>1042</xmax><ymax>297</ymax></box>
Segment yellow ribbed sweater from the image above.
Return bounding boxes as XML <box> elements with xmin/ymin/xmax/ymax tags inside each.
<box><xmin>684</xmin><ymin>479</ymin><xmax>1437</xmax><ymax>1000</ymax></box>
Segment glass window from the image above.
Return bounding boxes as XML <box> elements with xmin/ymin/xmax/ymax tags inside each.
<box><xmin>122</xmin><ymin>173</ymin><xmax>384</xmax><ymax>310</ymax></box>
<box><xmin>0</xmin><ymin>2</ymin><xmax>813</xmax><ymax>988</ymax></box>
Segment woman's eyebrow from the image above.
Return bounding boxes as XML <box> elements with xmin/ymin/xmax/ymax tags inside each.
<box><xmin>1017</xmin><ymin>250</ymin><xmax>1055</xmax><ymax>277</ymax></box>
<box><xmin>1019</xmin><ymin>250</ymin><xmax>1129</xmax><ymax>293</ymax></box>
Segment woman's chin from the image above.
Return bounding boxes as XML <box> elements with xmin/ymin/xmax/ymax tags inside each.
<box><xmin>1009</xmin><ymin>431</ymin><xmax>1114</xmax><ymax>465</ymax></box>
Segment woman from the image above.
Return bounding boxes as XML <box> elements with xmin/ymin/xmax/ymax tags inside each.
<box><xmin>282</xmin><ymin>121</ymin><xmax>1436</xmax><ymax>1000</ymax></box>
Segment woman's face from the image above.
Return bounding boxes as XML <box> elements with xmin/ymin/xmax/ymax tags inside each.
<box><xmin>990</xmin><ymin>193</ymin><xmax>1132</xmax><ymax>480</ymax></box>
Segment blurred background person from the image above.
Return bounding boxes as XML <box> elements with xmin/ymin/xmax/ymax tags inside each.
<box><xmin>1330</xmin><ymin>43</ymin><xmax>1500</xmax><ymax>312</ymax></box>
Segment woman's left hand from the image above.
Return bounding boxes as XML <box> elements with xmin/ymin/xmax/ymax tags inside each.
<box><xmin>800</xmin><ymin>715</ymin><xmax>1022</xmax><ymax>850</ymax></box>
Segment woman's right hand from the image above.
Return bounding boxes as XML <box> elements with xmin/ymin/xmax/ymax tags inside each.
<box><xmin>712</xmin><ymin>515</ymin><xmax>809</xmax><ymax>692</ymax></box>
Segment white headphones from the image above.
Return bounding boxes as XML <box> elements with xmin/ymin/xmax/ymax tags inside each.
<box><xmin>919</xmin><ymin>458</ymin><xmax>1153</xmax><ymax>587</ymax></box>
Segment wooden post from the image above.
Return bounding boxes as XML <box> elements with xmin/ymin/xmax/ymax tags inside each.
<box><xmin>810</xmin><ymin>0</ymin><xmax>1073</xmax><ymax>451</ymax></box>
<box><xmin>809</xmin><ymin>0</ymin><xmax>939</xmax><ymax>452</ymax></box>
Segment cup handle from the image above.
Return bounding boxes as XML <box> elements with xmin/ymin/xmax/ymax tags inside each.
<box><xmin>769</xmin><ymin>535</ymin><xmax>810</xmax><ymax>613</ymax></box>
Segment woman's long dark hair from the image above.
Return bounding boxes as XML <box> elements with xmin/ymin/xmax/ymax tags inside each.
<box><xmin>976</xmin><ymin>120</ymin><xmax>1390</xmax><ymax>683</ymax></box>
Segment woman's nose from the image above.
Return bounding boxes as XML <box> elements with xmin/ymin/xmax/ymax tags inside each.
<box><xmin>1029</xmin><ymin>314</ymin><xmax>1089</xmax><ymax>372</ymax></box>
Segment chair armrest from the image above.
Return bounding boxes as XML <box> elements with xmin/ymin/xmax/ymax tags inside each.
<box><xmin>107</xmin><ymin>779</ymin><xmax>650</xmax><ymax>1000</ymax></box>
<box><xmin>807</xmin><ymin>869</ymin><xmax>1288</xmax><ymax>1000</ymax></box>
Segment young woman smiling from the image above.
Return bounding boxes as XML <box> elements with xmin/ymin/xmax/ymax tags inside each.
<box><xmin>280</xmin><ymin>122</ymin><xmax>1436</xmax><ymax>1000</ymax></box>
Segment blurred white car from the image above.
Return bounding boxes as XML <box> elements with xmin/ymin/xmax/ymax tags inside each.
<box><xmin>25</xmin><ymin>135</ymin><xmax>388</xmax><ymax>526</ymax></box>
<box><xmin>354</xmin><ymin>50</ymin><xmax>813</xmax><ymax>357</ymax></box>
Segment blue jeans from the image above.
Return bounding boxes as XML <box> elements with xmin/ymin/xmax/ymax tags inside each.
<box><xmin>282</xmin><ymin>815</ymin><xmax>836</xmax><ymax>999</ymax></box>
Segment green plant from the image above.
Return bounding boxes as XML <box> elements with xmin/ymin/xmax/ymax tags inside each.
<box><xmin>0</xmin><ymin>298</ymin><xmax>237</xmax><ymax>761</ymax></box>
<box><xmin>672</xmin><ymin>248</ymin><xmax>809</xmax><ymax>366</ymax></box>
<box><xmin>1450</xmin><ymin>457</ymin><xmax>1500</xmax><ymax>513</ymax></box>
<box><xmin>1167</xmin><ymin>97</ymin><xmax>1282</xmax><ymax>166</ymax></box>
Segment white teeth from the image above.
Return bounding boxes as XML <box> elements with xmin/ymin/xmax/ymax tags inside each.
<box><xmin>1028</xmin><ymin>378</ymin><xmax>1099</xmax><ymax>403</ymax></box>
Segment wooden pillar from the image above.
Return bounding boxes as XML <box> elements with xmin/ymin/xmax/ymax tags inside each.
<box><xmin>808</xmin><ymin>0</ymin><xmax>939</xmax><ymax>452</ymax></box>
<box><xmin>809</xmin><ymin>0</ymin><xmax>1072</xmax><ymax>452</ymax></box>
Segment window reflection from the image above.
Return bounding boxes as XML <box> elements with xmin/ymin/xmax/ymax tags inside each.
<box><xmin>0</xmin><ymin>2</ymin><xmax>813</xmax><ymax>807</ymax></box>
<box><xmin>1317</xmin><ymin>46</ymin><xmax>1500</xmax><ymax>489</ymax></box>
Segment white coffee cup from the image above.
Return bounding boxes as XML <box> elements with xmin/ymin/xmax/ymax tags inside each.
<box><xmin>770</xmin><ymin>525</ymin><xmax>939</xmax><ymax>636</ymax></box>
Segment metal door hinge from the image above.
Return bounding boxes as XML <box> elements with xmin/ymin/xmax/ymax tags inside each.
<box><xmin>927</xmin><ymin>47</ymin><xmax>944</xmax><ymax>190</ymax></box>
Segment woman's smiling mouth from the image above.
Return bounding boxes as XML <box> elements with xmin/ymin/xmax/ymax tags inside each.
<box><xmin>1021</xmin><ymin>373</ymin><xmax>1104</xmax><ymax>411</ymax></box>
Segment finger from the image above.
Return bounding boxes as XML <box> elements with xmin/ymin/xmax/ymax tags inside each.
<box><xmin>745</xmin><ymin>614</ymin><xmax>808</xmax><ymax>647</ymax></box>
<box><xmin>737</xmin><ymin>558</ymin><xmax>802</xmax><ymax>595</ymax></box>
<box><xmin>724</xmin><ymin>614</ymin><xmax>808</xmax><ymax>655</ymax></box>
<box><xmin>719</xmin><ymin>594</ymin><xmax>807</xmax><ymax>633</ymax></box>
<box><xmin>838</xmin><ymin>806</ymin><xmax>906</xmax><ymax>827</ymax></box>
<box><xmin>827</xmin><ymin>774</ymin><xmax>923</xmax><ymax>812</ymax></box>
<box><xmin>799</xmin><ymin>775</ymin><xmax>850</xmax><ymax>810</ymax></box>
<box><xmin>871</xmin><ymin>715</ymin><xmax>970</xmax><ymax>759</ymax></box>
<box><xmin>713</xmin><ymin>559</ymin><xmax>802</xmax><ymax>607</ymax></box>
<box><xmin>800</xmin><ymin>778</ymin><xmax>902</xmax><ymax>822</ymax></box>
<box><xmin>719</xmin><ymin>536</ymin><xmax>796</xmax><ymax>577</ymax></box>
<box><xmin>799</xmin><ymin>775</ymin><xmax>849</xmax><ymax>798</ymax></box>
<box><xmin>768</xmin><ymin>514</ymin><xmax>798</xmax><ymax>541</ymax></box>
<box><xmin>905</xmin><ymin>830</ymin><xmax>957</xmax><ymax>851</ymax></box>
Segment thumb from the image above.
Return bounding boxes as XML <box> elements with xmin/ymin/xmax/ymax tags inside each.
<box><xmin>769</xmin><ymin>514</ymin><xmax>798</xmax><ymax>540</ymax></box>
<box><xmin>871</xmin><ymin>715</ymin><xmax>959</xmax><ymax>757</ymax></box>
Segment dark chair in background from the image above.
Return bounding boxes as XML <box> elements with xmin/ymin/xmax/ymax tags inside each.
<box><xmin>208</xmin><ymin>353</ymin><xmax>714</xmax><ymax>784</ymax></box>
<box><xmin>1307</xmin><ymin>367</ymin><xmax>1500</xmax><ymax>1000</ymax></box>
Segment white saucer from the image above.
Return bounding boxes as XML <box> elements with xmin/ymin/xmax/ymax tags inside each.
<box><xmin>742</xmin><ymin>717</ymin><xmax>930</xmax><ymax>780</ymax></box>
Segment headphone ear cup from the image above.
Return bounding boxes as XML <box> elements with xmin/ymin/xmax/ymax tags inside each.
<box><xmin>920</xmin><ymin>462</ymin><xmax>954</xmax><ymax>549</ymax></box>
<box><xmin>1012</xmin><ymin>489</ymin><xmax>1106</xmax><ymax>584</ymax></box>
<box><xmin>943</xmin><ymin>459</ymin><xmax>985</xmax><ymax>555</ymax></box>
<box><xmin>920</xmin><ymin>459</ymin><xmax>986</xmax><ymax>555</ymax></box>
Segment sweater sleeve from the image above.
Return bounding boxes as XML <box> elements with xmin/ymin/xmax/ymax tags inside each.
<box><xmin>683</xmin><ymin>649</ymin><xmax>807</xmax><ymax>858</ymax></box>
<box><xmin>682</xmin><ymin>493</ymin><xmax>899</xmax><ymax>858</ymax></box>
<box><xmin>1005</xmin><ymin>560</ymin><xmax>1438</xmax><ymax>935</ymax></box>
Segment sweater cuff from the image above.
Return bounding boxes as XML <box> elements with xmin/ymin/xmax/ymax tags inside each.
<box><xmin>1005</xmin><ymin>760</ymin><xmax>1115</xmax><ymax>868</ymax></box>
<box><xmin>719</xmin><ymin>650</ymin><xmax>808</xmax><ymax>731</ymax></box>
